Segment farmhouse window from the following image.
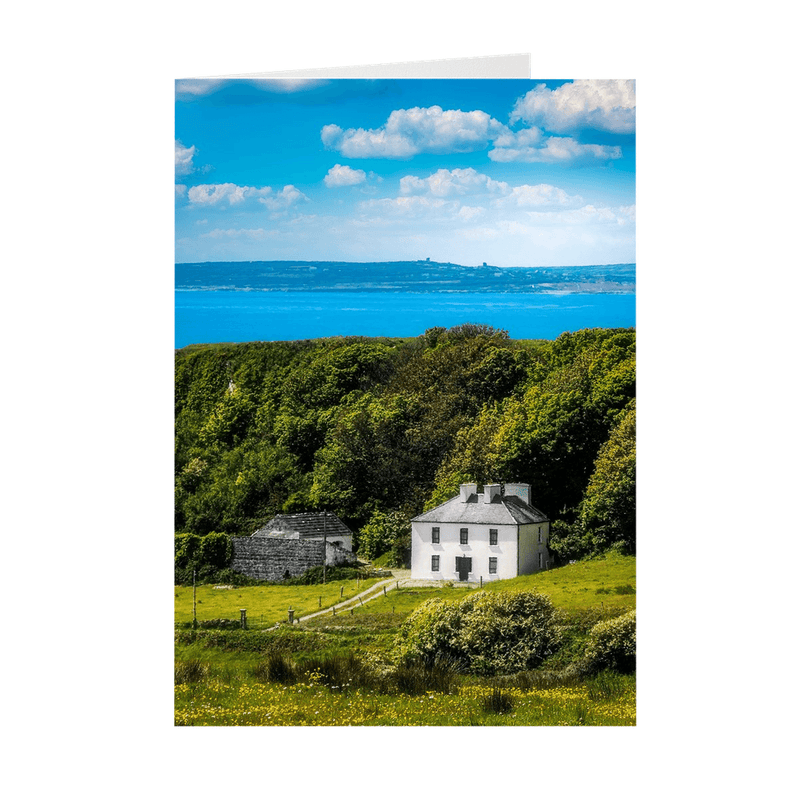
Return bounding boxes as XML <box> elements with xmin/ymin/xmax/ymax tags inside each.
<box><xmin>431</xmin><ymin>555</ymin><xmax>440</xmax><ymax>572</ymax></box>
<box><xmin>489</xmin><ymin>557</ymin><xmax>497</xmax><ymax>574</ymax></box>
<box><xmin>538</xmin><ymin>527</ymin><xmax>542</xmax><ymax>543</ymax></box>
<box><xmin>431</xmin><ymin>527</ymin><xmax>440</xmax><ymax>543</ymax></box>
<box><xmin>460</xmin><ymin>528</ymin><xmax>469</xmax><ymax>544</ymax></box>
<box><xmin>489</xmin><ymin>528</ymin><xmax>498</xmax><ymax>545</ymax></box>
<box><xmin>538</xmin><ymin>552</ymin><xmax>543</xmax><ymax>569</ymax></box>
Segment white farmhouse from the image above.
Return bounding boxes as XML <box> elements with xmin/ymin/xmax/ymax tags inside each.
<box><xmin>410</xmin><ymin>483</ymin><xmax>550</xmax><ymax>582</ymax></box>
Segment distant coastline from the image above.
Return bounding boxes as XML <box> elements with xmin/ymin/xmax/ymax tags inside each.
<box><xmin>175</xmin><ymin>260</ymin><xmax>636</xmax><ymax>296</ymax></box>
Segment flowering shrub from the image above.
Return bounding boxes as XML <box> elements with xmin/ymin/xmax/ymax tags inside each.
<box><xmin>395</xmin><ymin>591</ymin><xmax>559</xmax><ymax>675</ymax></box>
<box><xmin>584</xmin><ymin>609</ymin><xmax>636</xmax><ymax>673</ymax></box>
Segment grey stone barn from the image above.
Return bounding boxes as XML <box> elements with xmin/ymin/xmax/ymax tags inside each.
<box><xmin>230</xmin><ymin>511</ymin><xmax>356</xmax><ymax>582</ymax></box>
<box><xmin>253</xmin><ymin>512</ymin><xmax>354</xmax><ymax>553</ymax></box>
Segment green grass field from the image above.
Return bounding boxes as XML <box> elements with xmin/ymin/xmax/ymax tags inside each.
<box><xmin>174</xmin><ymin>578</ymin><xmax>381</xmax><ymax>628</ymax></box>
<box><xmin>336</xmin><ymin>552</ymin><xmax>635</xmax><ymax>618</ymax></box>
<box><xmin>175</xmin><ymin>676</ymin><xmax>635</xmax><ymax>726</ymax></box>
<box><xmin>175</xmin><ymin>554</ymin><xmax>636</xmax><ymax>725</ymax></box>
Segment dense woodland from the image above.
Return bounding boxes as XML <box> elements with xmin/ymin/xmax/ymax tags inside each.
<box><xmin>175</xmin><ymin>325</ymin><xmax>635</xmax><ymax>563</ymax></box>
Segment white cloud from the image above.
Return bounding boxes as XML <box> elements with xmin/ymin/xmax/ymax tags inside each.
<box><xmin>395</xmin><ymin>169</ymin><xmax>582</xmax><ymax>211</ymax></box>
<box><xmin>490</xmin><ymin>134</ymin><xmax>622</xmax><ymax>163</ymax></box>
<box><xmin>186</xmin><ymin>183</ymin><xmax>308</xmax><ymax>209</ymax></box>
<box><xmin>175</xmin><ymin>184</ymin><xmax>187</xmax><ymax>197</ymax></box>
<box><xmin>176</xmin><ymin>78</ymin><xmax>328</xmax><ymax>99</ymax></box>
<box><xmin>175</xmin><ymin>79</ymin><xmax>227</xmax><ymax>97</ymax></box>
<box><xmin>322</xmin><ymin>105</ymin><xmax>506</xmax><ymax>158</ymax></box>
<box><xmin>324</xmin><ymin>164</ymin><xmax>367</xmax><ymax>188</ymax></box>
<box><xmin>399</xmin><ymin>167</ymin><xmax>508</xmax><ymax>197</ymax></box>
<box><xmin>500</xmin><ymin>184</ymin><xmax>581</xmax><ymax>207</ymax></box>
<box><xmin>175</xmin><ymin>140</ymin><xmax>196</xmax><ymax>177</ymax></box>
<box><xmin>359</xmin><ymin>195</ymin><xmax>454</xmax><ymax>218</ymax></box>
<box><xmin>457</xmin><ymin>205</ymin><xmax>486</xmax><ymax>221</ymax></box>
<box><xmin>524</xmin><ymin>204</ymin><xmax>636</xmax><ymax>226</ymax></box>
<box><xmin>201</xmin><ymin>228</ymin><xmax>272</xmax><ymax>239</ymax></box>
<box><xmin>188</xmin><ymin>183</ymin><xmax>266</xmax><ymax>206</ymax></box>
<box><xmin>258</xmin><ymin>184</ymin><xmax>309</xmax><ymax>210</ymax></box>
<box><xmin>511</xmin><ymin>80</ymin><xmax>635</xmax><ymax>134</ymax></box>
<box><xmin>491</xmin><ymin>127</ymin><xmax>544</xmax><ymax>149</ymax></box>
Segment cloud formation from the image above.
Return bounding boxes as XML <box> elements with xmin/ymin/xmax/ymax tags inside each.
<box><xmin>511</xmin><ymin>80</ymin><xmax>635</xmax><ymax>134</ymax></box>
<box><xmin>186</xmin><ymin>183</ymin><xmax>308</xmax><ymax>209</ymax></box>
<box><xmin>201</xmin><ymin>228</ymin><xmax>271</xmax><ymax>239</ymax></box>
<box><xmin>489</xmin><ymin>133</ymin><xmax>622</xmax><ymax>163</ymax></box>
<box><xmin>258</xmin><ymin>185</ymin><xmax>309</xmax><ymax>210</ymax></box>
<box><xmin>400</xmin><ymin>167</ymin><xmax>508</xmax><ymax>197</ymax></box>
<box><xmin>324</xmin><ymin>164</ymin><xmax>367</xmax><ymax>187</ymax></box>
<box><xmin>176</xmin><ymin>78</ymin><xmax>329</xmax><ymax>99</ymax></box>
<box><xmin>397</xmin><ymin>168</ymin><xmax>583</xmax><ymax>209</ymax></box>
<box><xmin>175</xmin><ymin>140</ymin><xmax>196</xmax><ymax>176</ymax></box>
<box><xmin>322</xmin><ymin>102</ymin><xmax>625</xmax><ymax>164</ymax></box>
<box><xmin>322</xmin><ymin>106</ymin><xmax>506</xmax><ymax>158</ymax></box>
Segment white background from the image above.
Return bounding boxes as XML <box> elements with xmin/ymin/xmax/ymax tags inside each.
<box><xmin>4</xmin><ymin>2</ymin><xmax>797</xmax><ymax>797</ymax></box>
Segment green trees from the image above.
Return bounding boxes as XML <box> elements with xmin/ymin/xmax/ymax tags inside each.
<box><xmin>358</xmin><ymin>510</ymin><xmax>411</xmax><ymax>565</ymax></box>
<box><xmin>175</xmin><ymin>531</ymin><xmax>233</xmax><ymax>583</ymax></box>
<box><xmin>579</xmin><ymin>400</ymin><xmax>636</xmax><ymax>555</ymax></box>
<box><xmin>174</xmin><ymin>326</ymin><xmax>636</xmax><ymax>561</ymax></box>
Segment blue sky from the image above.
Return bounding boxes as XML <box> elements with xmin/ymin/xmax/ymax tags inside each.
<box><xmin>175</xmin><ymin>79</ymin><xmax>635</xmax><ymax>267</ymax></box>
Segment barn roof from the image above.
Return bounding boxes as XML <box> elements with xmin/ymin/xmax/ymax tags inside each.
<box><xmin>252</xmin><ymin>512</ymin><xmax>353</xmax><ymax>539</ymax></box>
<box><xmin>412</xmin><ymin>492</ymin><xmax>548</xmax><ymax>526</ymax></box>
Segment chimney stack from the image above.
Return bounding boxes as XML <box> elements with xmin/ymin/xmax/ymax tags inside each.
<box><xmin>459</xmin><ymin>483</ymin><xmax>478</xmax><ymax>502</ymax></box>
<box><xmin>483</xmin><ymin>484</ymin><xmax>501</xmax><ymax>503</ymax></box>
<box><xmin>504</xmin><ymin>482</ymin><xmax>531</xmax><ymax>506</ymax></box>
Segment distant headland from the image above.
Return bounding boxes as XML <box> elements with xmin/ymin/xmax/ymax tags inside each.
<box><xmin>175</xmin><ymin>260</ymin><xmax>635</xmax><ymax>295</ymax></box>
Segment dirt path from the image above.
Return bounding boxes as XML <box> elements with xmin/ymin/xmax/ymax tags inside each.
<box><xmin>273</xmin><ymin>570</ymin><xmax>478</xmax><ymax>626</ymax></box>
<box><xmin>296</xmin><ymin>572</ymin><xmax>411</xmax><ymax>622</ymax></box>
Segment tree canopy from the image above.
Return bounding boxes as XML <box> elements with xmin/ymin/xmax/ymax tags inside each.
<box><xmin>175</xmin><ymin>326</ymin><xmax>635</xmax><ymax>562</ymax></box>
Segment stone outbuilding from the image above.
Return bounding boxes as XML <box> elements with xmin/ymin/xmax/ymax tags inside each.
<box><xmin>229</xmin><ymin>511</ymin><xmax>356</xmax><ymax>582</ymax></box>
<box><xmin>410</xmin><ymin>483</ymin><xmax>550</xmax><ymax>582</ymax></box>
<box><xmin>253</xmin><ymin>511</ymin><xmax>354</xmax><ymax>555</ymax></box>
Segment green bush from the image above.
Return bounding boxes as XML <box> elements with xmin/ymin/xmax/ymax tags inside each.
<box><xmin>584</xmin><ymin>609</ymin><xmax>636</xmax><ymax>673</ymax></box>
<box><xmin>395</xmin><ymin>591</ymin><xmax>559</xmax><ymax>675</ymax></box>
<box><xmin>199</xmin><ymin>532</ymin><xmax>233</xmax><ymax>568</ymax></box>
<box><xmin>175</xmin><ymin>532</ymin><xmax>235</xmax><ymax>584</ymax></box>
<box><xmin>175</xmin><ymin>533</ymin><xmax>202</xmax><ymax>569</ymax></box>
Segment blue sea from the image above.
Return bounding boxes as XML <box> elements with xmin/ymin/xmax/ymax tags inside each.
<box><xmin>175</xmin><ymin>290</ymin><xmax>635</xmax><ymax>349</ymax></box>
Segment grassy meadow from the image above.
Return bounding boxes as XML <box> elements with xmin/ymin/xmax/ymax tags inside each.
<box><xmin>174</xmin><ymin>577</ymin><xmax>381</xmax><ymax>628</ymax></box>
<box><xmin>175</xmin><ymin>553</ymin><xmax>635</xmax><ymax>726</ymax></box>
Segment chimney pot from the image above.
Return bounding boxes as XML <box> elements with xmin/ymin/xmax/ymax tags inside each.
<box><xmin>459</xmin><ymin>483</ymin><xmax>478</xmax><ymax>502</ymax></box>
<box><xmin>483</xmin><ymin>484</ymin><xmax>501</xmax><ymax>503</ymax></box>
<box><xmin>504</xmin><ymin>482</ymin><xmax>531</xmax><ymax>506</ymax></box>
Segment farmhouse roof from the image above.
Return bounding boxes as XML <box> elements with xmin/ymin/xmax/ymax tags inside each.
<box><xmin>252</xmin><ymin>512</ymin><xmax>353</xmax><ymax>539</ymax></box>
<box><xmin>412</xmin><ymin>491</ymin><xmax>548</xmax><ymax>526</ymax></box>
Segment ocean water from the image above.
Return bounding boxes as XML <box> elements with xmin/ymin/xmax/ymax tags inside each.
<box><xmin>175</xmin><ymin>290</ymin><xmax>635</xmax><ymax>348</ymax></box>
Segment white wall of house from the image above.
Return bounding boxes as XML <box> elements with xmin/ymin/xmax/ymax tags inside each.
<box><xmin>411</xmin><ymin>521</ymin><xmax>520</xmax><ymax>582</ymax></box>
<box><xmin>518</xmin><ymin>522</ymin><xmax>551</xmax><ymax>574</ymax></box>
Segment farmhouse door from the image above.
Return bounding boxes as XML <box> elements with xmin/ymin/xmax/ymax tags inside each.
<box><xmin>455</xmin><ymin>556</ymin><xmax>472</xmax><ymax>582</ymax></box>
